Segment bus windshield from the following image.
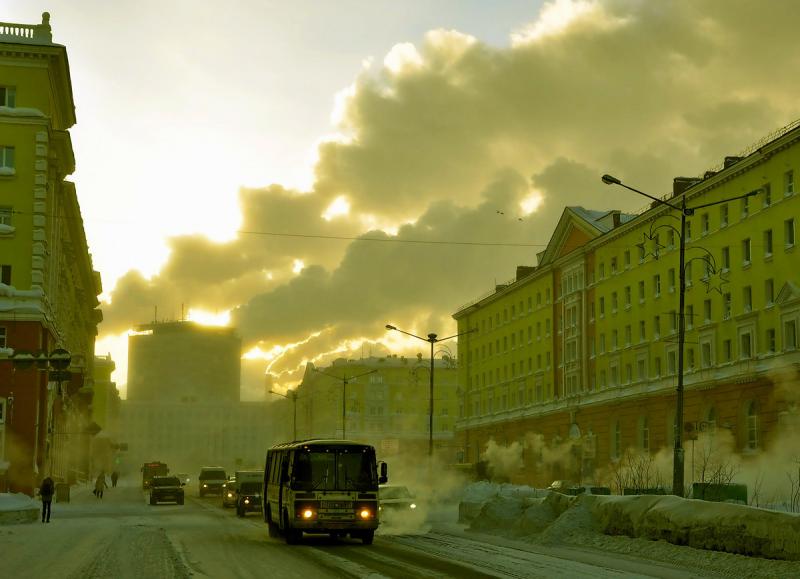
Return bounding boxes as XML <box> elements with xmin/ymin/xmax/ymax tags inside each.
<box><xmin>292</xmin><ymin>448</ymin><xmax>376</xmax><ymax>491</ymax></box>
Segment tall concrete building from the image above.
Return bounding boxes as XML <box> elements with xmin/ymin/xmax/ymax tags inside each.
<box><xmin>0</xmin><ymin>14</ymin><xmax>103</xmax><ymax>494</ymax></box>
<box><xmin>127</xmin><ymin>321</ymin><xmax>241</xmax><ymax>403</ymax></box>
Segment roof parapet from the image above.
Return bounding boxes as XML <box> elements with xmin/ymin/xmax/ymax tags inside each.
<box><xmin>0</xmin><ymin>13</ymin><xmax>53</xmax><ymax>45</ymax></box>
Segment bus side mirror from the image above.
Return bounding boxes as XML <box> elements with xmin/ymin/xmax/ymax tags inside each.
<box><xmin>378</xmin><ymin>462</ymin><xmax>388</xmax><ymax>485</ymax></box>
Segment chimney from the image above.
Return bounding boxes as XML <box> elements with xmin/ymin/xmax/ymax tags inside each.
<box><xmin>673</xmin><ymin>176</ymin><xmax>700</xmax><ymax>197</ymax></box>
<box><xmin>515</xmin><ymin>266</ymin><xmax>536</xmax><ymax>281</ymax></box>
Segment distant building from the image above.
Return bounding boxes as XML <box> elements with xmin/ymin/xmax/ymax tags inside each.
<box><xmin>127</xmin><ymin>321</ymin><xmax>241</xmax><ymax>403</ymax></box>
<box><xmin>0</xmin><ymin>14</ymin><xmax>103</xmax><ymax>494</ymax></box>
<box><xmin>89</xmin><ymin>354</ymin><xmax>121</xmax><ymax>474</ymax></box>
<box><xmin>453</xmin><ymin>121</ymin><xmax>800</xmax><ymax>487</ymax></box>
<box><xmin>291</xmin><ymin>355</ymin><xmax>459</xmax><ymax>458</ymax></box>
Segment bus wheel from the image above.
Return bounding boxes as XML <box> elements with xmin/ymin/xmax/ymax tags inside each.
<box><xmin>283</xmin><ymin>512</ymin><xmax>301</xmax><ymax>544</ymax></box>
<box><xmin>266</xmin><ymin>507</ymin><xmax>280</xmax><ymax>538</ymax></box>
<box><xmin>361</xmin><ymin>531</ymin><xmax>374</xmax><ymax>545</ymax></box>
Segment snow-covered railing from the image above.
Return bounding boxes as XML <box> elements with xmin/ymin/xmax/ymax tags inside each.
<box><xmin>0</xmin><ymin>13</ymin><xmax>53</xmax><ymax>45</ymax></box>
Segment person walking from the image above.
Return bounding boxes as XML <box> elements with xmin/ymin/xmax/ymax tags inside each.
<box><xmin>94</xmin><ymin>471</ymin><xmax>108</xmax><ymax>499</ymax></box>
<box><xmin>39</xmin><ymin>476</ymin><xmax>54</xmax><ymax>523</ymax></box>
<box><xmin>111</xmin><ymin>471</ymin><xmax>119</xmax><ymax>488</ymax></box>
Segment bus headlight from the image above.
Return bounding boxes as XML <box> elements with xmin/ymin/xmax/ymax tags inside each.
<box><xmin>244</xmin><ymin>498</ymin><xmax>250</xmax><ymax>505</ymax></box>
<box><xmin>359</xmin><ymin>509</ymin><xmax>372</xmax><ymax>519</ymax></box>
<box><xmin>410</xmin><ymin>503</ymin><xmax>417</xmax><ymax>509</ymax></box>
<box><xmin>227</xmin><ymin>492</ymin><xmax>233</xmax><ymax>498</ymax></box>
<box><xmin>203</xmin><ymin>484</ymin><xmax>208</xmax><ymax>488</ymax></box>
<box><xmin>302</xmin><ymin>509</ymin><xmax>314</xmax><ymax>519</ymax></box>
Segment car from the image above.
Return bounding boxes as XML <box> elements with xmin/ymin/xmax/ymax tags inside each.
<box><xmin>235</xmin><ymin>481</ymin><xmax>262</xmax><ymax>517</ymax></box>
<box><xmin>378</xmin><ymin>485</ymin><xmax>420</xmax><ymax>519</ymax></box>
<box><xmin>198</xmin><ymin>466</ymin><xmax>227</xmax><ymax>497</ymax></box>
<box><xmin>149</xmin><ymin>475</ymin><xmax>185</xmax><ymax>505</ymax></box>
<box><xmin>222</xmin><ymin>476</ymin><xmax>237</xmax><ymax>508</ymax></box>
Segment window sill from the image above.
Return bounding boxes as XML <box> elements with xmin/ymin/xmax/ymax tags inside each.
<box><xmin>764</xmin><ymin>253</ymin><xmax>773</xmax><ymax>262</ymax></box>
<box><xmin>786</xmin><ymin>244</ymin><xmax>796</xmax><ymax>253</ymax></box>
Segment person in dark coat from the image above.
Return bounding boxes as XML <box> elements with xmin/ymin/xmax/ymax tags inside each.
<box><xmin>111</xmin><ymin>471</ymin><xmax>119</xmax><ymax>487</ymax></box>
<box><xmin>95</xmin><ymin>472</ymin><xmax>108</xmax><ymax>499</ymax></box>
<box><xmin>39</xmin><ymin>476</ymin><xmax>54</xmax><ymax>523</ymax></box>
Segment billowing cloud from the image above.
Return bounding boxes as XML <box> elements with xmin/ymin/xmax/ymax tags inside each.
<box><xmin>101</xmin><ymin>0</ymin><xmax>800</xmax><ymax>393</ymax></box>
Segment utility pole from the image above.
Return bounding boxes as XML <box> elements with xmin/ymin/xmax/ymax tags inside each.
<box><xmin>312</xmin><ymin>367</ymin><xmax>377</xmax><ymax>439</ymax></box>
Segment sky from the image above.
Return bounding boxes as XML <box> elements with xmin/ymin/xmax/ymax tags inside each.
<box><xmin>6</xmin><ymin>0</ymin><xmax>800</xmax><ymax>399</ymax></box>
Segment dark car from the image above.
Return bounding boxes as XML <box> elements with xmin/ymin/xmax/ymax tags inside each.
<box><xmin>198</xmin><ymin>467</ymin><xmax>227</xmax><ymax>497</ymax></box>
<box><xmin>149</xmin><ymin>476</ymin><xmax>185</xmax><ymax>505</ymax></box>
<box><xmin>378</xmin><ymin>485</ymin><xmax>420</xmax><ymax>520</ymax></box>
<box><xmin>222</xmin><ymin>476</ymin><xmax>237</xmax><ymax>508</ymax></box>
<box><xmin>235</xmin><ymin>481</ymin><xmax>262</xmax><ymax>517</ymax></box>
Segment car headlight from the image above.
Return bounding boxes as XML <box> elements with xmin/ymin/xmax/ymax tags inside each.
<box><xmin>227</xmin><ymin>492</ymin><xmax>233</xmax><ymax>498</ymax></box>
<box><xmin>410</xmin><ymin>503</ymin><xmax>417</xmax><ymax>509</ymax></box>
<box><xmin>203</xmin><ymin>484</ymin><xmax>208</xmax><ymax>488</ymax></box>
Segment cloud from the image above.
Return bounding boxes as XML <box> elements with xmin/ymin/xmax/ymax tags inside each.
<box><xmin>101</xmin><ymin>0</ymin><xmax>800</xmax><ymax>390</ymax></box>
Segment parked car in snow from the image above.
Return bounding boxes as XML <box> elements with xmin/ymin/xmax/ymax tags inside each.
<box><xmin>378</xmin><ymin>485</ymin><xmax>420</xmax><ymax>519</ymax></box>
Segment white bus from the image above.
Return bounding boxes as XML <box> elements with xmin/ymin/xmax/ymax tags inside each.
<box><xmin>264</xmin><ymin>439</ymin><xmax>387</xmax><ymax>545</ymax></box>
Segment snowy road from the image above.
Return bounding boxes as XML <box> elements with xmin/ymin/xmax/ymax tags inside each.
<box><xmin>1</xmin><ymin>484</ymin><xmax>709</xmax><ymax>578</ymax></box>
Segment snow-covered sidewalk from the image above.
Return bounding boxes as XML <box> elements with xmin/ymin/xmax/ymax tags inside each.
<box><xmin>0</xmin><ymin>492</ymin><xmax>40</xmax><ymax>524</ymax></box>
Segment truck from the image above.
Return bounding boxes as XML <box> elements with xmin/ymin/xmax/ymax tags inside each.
<box><xmin>141</xmin><ymin>461</ymin><xmax>169</xmax><ymax>490</ymax></box>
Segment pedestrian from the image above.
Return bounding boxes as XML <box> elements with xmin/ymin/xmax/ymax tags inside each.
<box><xmin>111</xmin><ymin>471</ymin><xmax>119</xmax><ymax>488</ymax></box>
<box><xmin>95</xmin><ymin>471</ymin><xmax>108</xmax><ymax>499</ymax></box>
<box><xmin>39</xmin><ymin>475</ymin><xmax>54</xmax><ymax>523</ymax></box>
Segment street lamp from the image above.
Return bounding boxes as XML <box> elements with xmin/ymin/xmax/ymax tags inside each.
<box><xmin>385</xmin><ymin>324</ymin><xmax>477</xmax><ymax>457</ymax></box>
<box><xmin>269</xmin><ymin>389</ymin><xmax>298</xmax><ymax>441</ymax></box>
<box><xmin>311</xmin><ymin>367</ymin><xmax>377</xmax><ymax>440</ymax></box>
<box><xmin>601</xmin><ymin>174</ymin><xmax>757</xmax><ymax>496</ymax></box>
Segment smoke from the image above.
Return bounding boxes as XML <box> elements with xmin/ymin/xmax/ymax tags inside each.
<box><xmin>100</xmin><ymin>0</ymin><xmax>800</xmax><ymax>389</ymax></box>
<box><xmin>483</xmin><ymin>439</ymin><xmax>524</xmax><ymax>480</ymax></box>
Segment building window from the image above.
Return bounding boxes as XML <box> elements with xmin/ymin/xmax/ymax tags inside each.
<box><xmin>612</xmin><ymin>421</ymin><xmax>621</xmax><ymax>459</ymax></box>
<box><xmin>639</xmin><ymin>320</ymin><xmax>646</xmax><ymax>342</ymax></box>
<box><xmin>625</xmin><ymin>325</ymin><xmax>631</xmax><ymax>346</ymax></box>
<box><xmin>704</xmin><ymin>298</ymin><xmax>712</xmax><ymax>322</ymax></box>
<box><xmin>701</xmin><ymin>341</ymin><xmax>712</xmax><ymax>367</ymax></box>
<box><xmin>654</xmin><ymin>356</ymin><xmax>662</xmax><ymax>377</ymax></box>
<box><xmin>721</xmin><ymin>246</ymin><xmax>730</xmax><ymax>270</ymax></box>
<box><xmin>641</xmin><ymin>417</ymin><xmax>650</xmax><ymax>452</ymax></box>
<box><xmin>667</xmin><ymin>351</ymin><xmax>676</xmax><ymax>374</ymax></box>
<box><xmin>741</xmin><ymin>195</ymin><xmax>750</xmax><ymax>218</ymax></box>
<box><xmin>764</xmin><ymin>229</ymin><xmax>773</xmax><ymax>257</ymax></box>
<box><xmin>687</xmin><ymin>305</ymin><xmax>694</xmax><ymax>329</ymax></box>
<box><xmin>685</xmin><ymin>221</ymin><xmax>692</xmax><ymax>241</ymax></box>
<box><xmin>668</xmin><ymin>268</ymin><xmax>675</xmax><ymax>293</ymax></box>
<box><xmin>0</xmin><ymin>206</ymin><xmax>11</xmax><ymax>226</ymax></box>
<box><xmin>785</xmin><ymin>320</ymin><xmax>798</xmax><ymax>350</ymax></box>
<box><xmin>611</xmin><ymin>257</ymin><xmax>618</xmax><ymax>274</ymax></box>
<box><xmin>612</xmin><ymin>330</ymin><xmax>619</xmax><ymax>350</ymax></box>
<box><xmin>638</xmin><ymin>280</ymin><xmax>645</xmax><ymax>302</ymax></box>
<box><xmin>599</xmin><ymin>263</ymin><xmax>605</xmax><ymax>279</ymax></box>
<box><xmin>0</xmin><ymin>326</ymin><xmax>6</xmax><ymax>348</ymax></box>
<box><xmin>746</xmin><ymin>402</ymin><xmax>758</xmax><ymax>450</ymax></box>
<box><xmin>511</xmin><ymin>305</ymin><xmax>516</xmax><ymax>319</ymax></box>
<box><xmin>653</xmin><ymin>315</ymin><xmax>660</xmax><ymax>338</ymax></box>
<box><xmin>637</xmin><ymin>244</ymin><xmax>645</xmax><ymax>262</ymax></box>
<box><xmin>723</xmin><ymin>293</ymin><xmax>732</xmax><ymax>319</ymax></box>
<box><xmin>701</xmin><ymin>213</ymin><xmax>710</xmax><ymax>235</ymax></box>
<box><xmin>625</xmin><ymin>363</ymin><xmax>632</xmax><ymax>384</ymax></box>
<box><xmin>685</xmin><ymin>261</ymin><xmax>693</xmax><ymax>286</ymax></box>
<box><xmin>637</xmin><ymin>358</ymin><xmax>645</xmax><ymax>380</ymax></box>
<box><xmin>670</xmin><ymin>310</ymin><xmax>677</xmax><ymax>333</ymax></box>
<box><xmin>625</xmin><ymin>286</ymin><xmax>631</xmax><ymax>307</ymax></box>
<box><xmin>0</xmin><ymin>146</ymin><xmax>15</xmax><ymax>172</ymax></box>
<box><xmin>0</xmin><ymin>86</ymin><xmax>16</xmax><ymax>107</ymax></box>
<box><xmin>743</xmin><ymin>286</ymin><xmax>752</xmax><ymax>313</ymax></box>
<box><xmin>785</xmin><ymin>170</ymin><xmax>795</xmax><ymax>196</ymax></box>
<box><xmin>653</xmin><ymin>274</ymin><xmax>661</xmax><ymax>297</ymax></box>
<box><xmin>762</xmin><ymin>183</ymin><xmax>772</xmax><ymax>207</ymax></box>
<box><xmin>742</xmin><ymin>238</ymin><xmax>751</xmax><ymax>265</ymax></box>
<box><xmin>536</xmin><ymin>292</ymin><xmax>541</xmax><ymax>306</ymax></box>
<box><xmin>611</xmin><ymin>292</ymin><xmax>618</xmax><ymax>313</ymax></box>
<box><xmin>786</xmin><ymin>218</ymin><xmax>796</xmax><ymax>247</ymax></box>
<box><xmin>610</xmin><ymin>364</ymin><xmax>619</xmax><ymax>386</ymax></box>
<box><xmin>740</xmin><ymin>332</ymin><xmax>753</xmax><ymax>359</ymax></box>
<box><xmin>723</xmin><ymin>339</ymin><xmax>732</xmax><ymax>362</ymax></box>
<box><xmin>624</xmin><ymin>250</ymin><xmax>631</xmax><ymax>268</ymax></box>
<box><xmin>599</xmin><ymin>297</ymin><xmax>605</xmax><ymax>317</ymax></box>
<box><xmin>0</xmin><ymin>265</ymin><xmax>10</xmax><ymax>285</ymax></box>
<box><xmin>720</xmin><ymin>203</ymin><xmax>728</xmax><ymax>227</ymax></box>
<box><xmin>766</xmin><ymin>328</ymin><xmax>776</xmax><ymax>353</ymax></box>
<box><xmin>599</xmin><ymin>334</ymin><xmax>606</xmax><ymax>353</ymax></box>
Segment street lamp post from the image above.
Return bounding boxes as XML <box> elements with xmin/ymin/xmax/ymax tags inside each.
<box><xmin>312</xmin><ymin>367</ymin><xmax>377</xmax><ymax>440</ymax></box>
<box><xmin>385</xmin><ymin>324</ymin><xmax>476</xmax><ymax>457</ymax></box>
<box><xmin>601</xmin><ymin>174</ymin><xmax>756</xmax><ymax>496</ymax></box>
<box><xmin>269</xmin><ymin>389</ymin><xmax>298</xmax><ymax>441</ymax></box>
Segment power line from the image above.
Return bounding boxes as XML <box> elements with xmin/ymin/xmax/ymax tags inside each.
<box><xmin>236</xmin><ymin>229</ymin><xmax>543</xmax><ymax>247</ymax></box>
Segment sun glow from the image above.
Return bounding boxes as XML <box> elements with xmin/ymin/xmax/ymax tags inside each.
<box><xmin>322</xmin><ymin>196</ymin><xmax>351</xmax><ymax>221</ymax></box>
<box><xmin>187</xmin><ymin>308</ymin><xmax>231</xmax><ymax>326</ymax></box>
<box><xmin>292</xmin><ymin>259</ymin><xmax>305</xmax><ymax>274</ymax></box>
<box><xmin>520</xmin><ymin>190</ymin><xmax>544</xmax><ymax>215</ymax></box>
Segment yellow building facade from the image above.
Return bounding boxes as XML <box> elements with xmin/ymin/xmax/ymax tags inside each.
<box><xmin>0</xmin><ymin>14</ymin><xmax>103</xmax><ymax>493</ymax></box>
<box><xmin>291</xmin><ymin>355</ymin><xmax>459</xmax><ymax>458</ymax></box>
<box><xmin>454</xmin><ymin>121</ymin><xmax>800</xmax><ymax>487</ymax></box>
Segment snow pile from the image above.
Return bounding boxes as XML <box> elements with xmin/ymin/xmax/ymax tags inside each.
<box><xmin>465</xmin><ymin>484</ymin><xmax>800</xmax><ymax>561</ymax></box>
<box><xmin>0</xmin><ymin>493</ymin><xmax>39</xmax><ymax>524</ymax></box>
<box><xmin>459</xmin><ymin>482</ymin><xmax>547</xmax><ymax>523</ymax></box>
<box><xmin>591</xmin><ymin>494</ymin><xmax>800</xmax><ymax>560</ymax></box>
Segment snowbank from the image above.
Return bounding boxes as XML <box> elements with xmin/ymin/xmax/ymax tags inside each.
<box><xmin>459</xmin><ymin>481</ymin><xmax>548</xmax><ymax>523</ymax></box>
<box><xmin>464</xmin><ymin>483</ymin><xmax>800</xmax><ymax>561</ymax></box>
<box><xmin>0</xmin><ymin>493</ymin><xmax>39</xmax><ymax>524</ymax></box>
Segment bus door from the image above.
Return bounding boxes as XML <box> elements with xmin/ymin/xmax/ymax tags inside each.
<box><xmin>277</xmin><ymin>452</ymin><xmax>290</xmax><ymax>528</ymax></box>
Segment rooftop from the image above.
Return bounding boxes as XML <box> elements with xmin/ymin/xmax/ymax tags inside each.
<box><xmin>0</xmin><ymin>13</ymin><xmax>54</xmax><ymax>46</ymax></box>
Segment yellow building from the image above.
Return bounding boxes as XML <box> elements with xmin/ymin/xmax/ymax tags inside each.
<box><xmin>291</xmin><ymin>355</ymin><xmax>459</xmax><ymax>458</ymax></box>
<box><xmin>0</xmin><ymin>13</ymin><xmax>103</xmax><ymax>493</ymax></box>
<box><xmin>454</xmin><ymin>120</ymin><xmax>800</xmax><ymax>487</ymax></box>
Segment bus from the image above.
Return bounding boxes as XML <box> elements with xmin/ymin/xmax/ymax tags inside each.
<box><xmin>264</xmin><ymin>439</ymin><xmax>387</xmax><ymax>545</ymax></box>
<box><xmin>141</xmin><ymin>461</ymin><xmax>168</xmax><ymax>490</ymax></box>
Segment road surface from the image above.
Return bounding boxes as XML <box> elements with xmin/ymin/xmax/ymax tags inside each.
<box><xmin>1</xmin><ymin>483</ymin><xmax>711</xmax><ymax>578</ymax></box>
